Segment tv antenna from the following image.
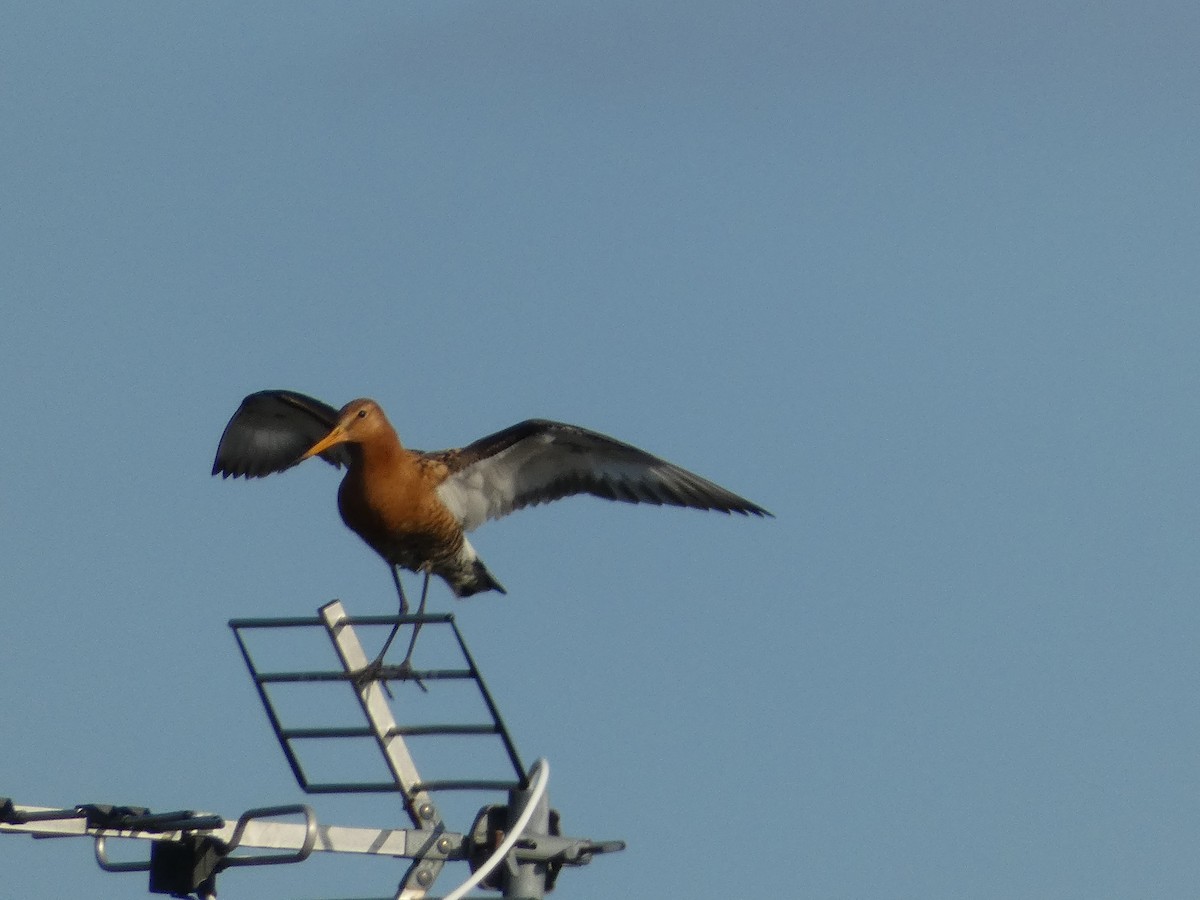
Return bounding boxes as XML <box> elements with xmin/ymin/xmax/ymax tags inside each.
<box><xmin>1</xmin><ymin>600</ymin><xmax>623</xmax><ymax>898</ymax></box>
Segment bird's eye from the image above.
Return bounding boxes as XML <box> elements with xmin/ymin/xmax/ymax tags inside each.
<box><xmin>357</xmin><ymin>409</ymin><xmax>367</xmax><ymax>419</ymax></box>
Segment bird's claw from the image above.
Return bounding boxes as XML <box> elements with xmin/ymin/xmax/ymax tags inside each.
<box><xmin>353</xmin><ymin>658</ymin><xmax>428</xmax><ymax>694</ymax></box>
<box><xmin>384</xmin><ymin>659</ymin><xmax>429</xmax><ymax>693</ymax></box>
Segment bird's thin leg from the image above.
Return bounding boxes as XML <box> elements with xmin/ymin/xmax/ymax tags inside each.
<box><xmin>391</xmin><ymin>565</ymin><xmax>410</xmax><ymax>613</ymax></box>
<box><xmin>396</xmin><ymin>568</ymin><xmax>432</xmax><ymax>670</ymax></box>
<box><xmin>373</xmin><ymin>566</ymin><xmax>409</xmax><ymax>663</ymax></box>
<box><xmin>360</xmin><ymin>565</ymin><xmax>427</xmax><ymax>694</ymax></box>
<box><xmin>354</xmin><ymin>568</ymin><xmax>403</xmax><ymax>698</ymax></box>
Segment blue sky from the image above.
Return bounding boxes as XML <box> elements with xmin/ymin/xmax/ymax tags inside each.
<box><xmin>2</xmin><ymin>2</ymin><xmax>1199</xmax><ymax>898</ymax></box>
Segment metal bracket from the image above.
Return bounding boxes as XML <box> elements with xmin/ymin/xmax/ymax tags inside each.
<box><xmin>93</xmin><ymin>804</ymin><xmax>317</xmax><ymax>896</ymax></box>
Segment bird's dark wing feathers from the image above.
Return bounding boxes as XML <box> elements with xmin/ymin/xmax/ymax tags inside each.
<box><xmin>212</xmin><ymin>389</ymin><xmax>349</xmax><ymax>478</ymax></box>
<box><xmin>431</xmin><ymin>419</ymin><xmax>771</xmax><ymax>532</ymax></box>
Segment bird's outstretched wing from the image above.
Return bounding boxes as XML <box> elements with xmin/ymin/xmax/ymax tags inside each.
<box><xmin>212</xmin><ymin>390</ymin><xmax>350</xmax><ymax>478</ymax></box>
<box><xmin>431</xmin><ymin>419</ymin><xmax>772</xmax><ymax>532</ymax></box>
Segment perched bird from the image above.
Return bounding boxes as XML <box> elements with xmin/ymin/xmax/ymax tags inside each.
<box><xmin>213</xmin><ymin>389</ymin><xmax>771</xmax><ymax>670</ymax></box>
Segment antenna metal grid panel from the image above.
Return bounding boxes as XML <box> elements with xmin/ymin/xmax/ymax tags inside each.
<box><xmin>2</xmin><ymin>599</ymin><xmax>623</xmax><ymax>900</ymax></box>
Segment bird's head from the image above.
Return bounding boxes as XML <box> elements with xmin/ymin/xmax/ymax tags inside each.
<box><xmin>301</xmin><ymin>398</ymin><xmax>397</xmax><ymax>459</ymax></box>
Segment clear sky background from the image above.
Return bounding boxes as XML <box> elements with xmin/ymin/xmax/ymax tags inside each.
<box><xmin>2</xmin><ymin>2</ymin><xmax>1199</xmax><ymax>898</ymax></box>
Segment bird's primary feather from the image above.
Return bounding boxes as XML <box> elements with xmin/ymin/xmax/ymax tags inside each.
<box><xmin>430</xmin><ymin>419</ymin><xmax>772</xmax><ymax>532</ymax></box>
<box><xmin>212</xmin><ymin>390</ymin><xmax>350</xmax><ymax>477</ymax></box>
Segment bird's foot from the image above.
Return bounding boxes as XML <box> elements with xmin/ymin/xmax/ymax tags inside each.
<box><xmin>353</xmin><ymin>657</ymin><xmax>427</xmax><ymax>694</ymax></box>
<box><xmin>388</xmin><ymin>659</ymin><xmax>428</xmax><ymax>693</ymax></box>
<box><xmin>352</xmin><ymin>657</ymin><xmax>391</xmax><ymax>697</ymax></box>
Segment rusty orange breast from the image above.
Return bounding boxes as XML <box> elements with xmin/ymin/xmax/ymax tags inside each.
<box><xmin>336</xmin><ymin>442</ymin><xmax>460</xmax><ymax>571</ymax></box>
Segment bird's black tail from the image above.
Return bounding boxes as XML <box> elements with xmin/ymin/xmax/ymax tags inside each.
<box><xmin>453</xmin><ymin>559</ymin><xmax>507</xmax><ymax>598</ymax></box>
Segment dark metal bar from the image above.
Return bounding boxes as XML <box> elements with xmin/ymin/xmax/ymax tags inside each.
<box><xmin>2</xmin><ymin>806</ymin><xmax>84</xmax><ymax>825</ymax></box>
<box><xmin>449</xmin><ymin>619</ymin><xmax>528</xmax><ymax>786</ymax></box>
<box><xmin>232</xmin><ymin>627</ymin><xmax>313</xmax><ymax>792</ymax></box>
<box><xmin>387</xmin><ymin>724</ymin><xmax>500</xmax><ymax>737</ymax></box>
<box><xmin>333</xmin><ymin>613</ymin><xmax>455</xmax><ymax>626</ymax></box>
<box><xmin>229</xmin><ymin>616</ymin><xmax>324</xmax><ymax>629</ymax></box>
<box><xmin>377</xmin><ymin>667</ymin><xmax>474</xmax><ymax>681</ymax></box>
<box><xmin>301</xmin><ymin>783</ymin><xmax>403</xmax><ymax>795</ymax></box>
<box><xmin>302</xmin><ymin>779</ymin><xmax>522</xmax><ymax>795</ymax></box>
<box><xmin>230</xmin><ymin>613</ymin><xmax>455</xmax><ymax>629</ymax></box>
<box><xmin>254</xmin><ymin>668</ymin><xmax>473</xmax><ymax>684</ymax></box>
<box><xmin>281</xmin><ymin>727</ymin><xmax>375</xmax><ymax>740</ymax></box>
<box><xmin>121</xmin><ymin>811</ymin><xmax>224</xmax><ymax>833</ymax></box>
<box><xmin>254</xmin><ymin>670</ymin><xmax>358</xmax><ymax>684</ymax></box>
